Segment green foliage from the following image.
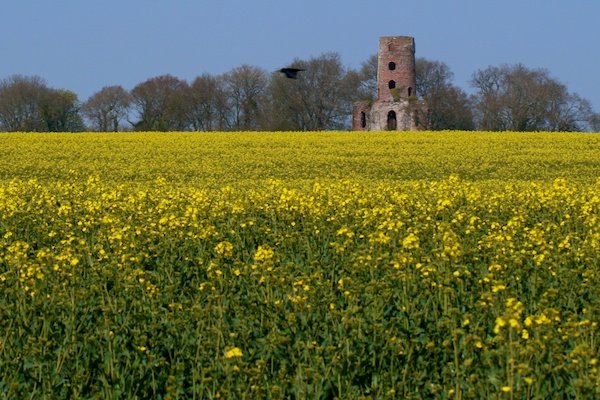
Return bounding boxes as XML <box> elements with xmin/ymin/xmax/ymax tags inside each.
<box><xmin>389</xmin><ymin>87</ymin><xmax>401</xmax><ymax>102</ymax></box>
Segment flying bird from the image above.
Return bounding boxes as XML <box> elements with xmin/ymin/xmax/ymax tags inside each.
<box><xmin>279</xmin><ymin>67</ymin><xmax>305</xmax><ymax>79</ymax></box>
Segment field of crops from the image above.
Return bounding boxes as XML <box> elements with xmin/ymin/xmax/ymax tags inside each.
<box><xmin>0</xmin><ymin>131</ymin><xmax>599</xmax><ymax>399</ymax></box>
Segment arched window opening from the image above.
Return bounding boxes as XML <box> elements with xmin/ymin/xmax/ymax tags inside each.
<box><xmin>360</xmin><ymin>112</ymin><xmax>367</xmax><ymax>128</ymax></box>
<box><xmin>388</xmin><ymin>62</ymin><xmax>396</xmax><ymax>71</ymax></box>
<box><xmin>387</xmin><ymin>110</ymin><xmax>397</xmax><ymax>130</ymax></box>
<box><xmin>388</xmin><ymin>80</ymin><xmax>396</xmax><ymax>89</ymax></box>
<box><xmin>408</xmin><ymin>87</ymin><xmax>413</xmax><ymax>97</ymax></box>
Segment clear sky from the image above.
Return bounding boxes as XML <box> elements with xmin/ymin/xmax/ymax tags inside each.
<box><xmin>2</xmin><ymin>0</ymin><xmax>599</xmax><ymax>112</ymax></box>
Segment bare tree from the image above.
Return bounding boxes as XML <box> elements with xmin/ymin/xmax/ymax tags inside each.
<box><xmin>0</xmin><ymin>75</ymin><xmax>84</xmax><ymax>132</ymax></box>
<box><xmin>223</xmin><ymin>65</ymin><xmax>269</xmax><ymax>131</ymax></box>
<box><xmin>82</xmin><ymin>86</ymin><xmax>131</xmax><ymax>131</ymax></box>
<box><xmin>185</xmin><ymin>74</ymin><xmax>228</xmax><ymax>131</ymax></box>
<box><xmin>416</xmin><ymin>58</ymin><xmax>474</xmax><ymax>130</ymax></box>
<box><xmin>130</xmin><ymin>75</ymin><xmax>189</xmax><ymax>131</ymax></box>
<box><xmin>355</xmin><ymin>54</ymin><xmax>378</xmax><ymax>101</ymax></box>
<box><xmin>41</xmin><ymin>89</ymin><xmax>85</xmax><ymax>132</ymax></box>
<box><xmin>269</xmin><ymin>52</ymin><xmax>354</xmax><ymax>130</ymax></box>
<box><xmin>545</xmin><ymin>92</ymin><xmax>595</xmax><ymax>132</ymax></box>
<box><xmin>471</xmin><ymin>64</ymin><xmax>594</xmax><ymax>131</ymax></box>
<box><xmin>416</xmin><ymin>58</ymin><xmax>451</xmax><ymax>97</ymax></box>
<box><xmin>470</xmin><ymin>66</ymin><xmax>507</xmax><ymax>130</ymax></box>
<box><xmin>0</xmin><ymin>75</ymin><xmax>48</xmax><ymax>131</ymax></box>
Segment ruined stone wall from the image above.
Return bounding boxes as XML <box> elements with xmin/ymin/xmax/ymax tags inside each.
<box><xmin>352</xmin><ymin>101</ymin><xmax>371</xmax><ymax>131</ymax></box>
<box><xmin>369</xmin><ymin>100</ymin><xmax>418</xmax><ymax>131</ymax></box>
<box><xmin>377</xmin><ymin>36</ymin><xmax>416</xmax><ymax>102</ymax></box>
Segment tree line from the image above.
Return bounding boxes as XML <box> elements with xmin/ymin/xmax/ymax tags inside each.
<box><xmin>1</xmin><ymin>52</ymin><xmax>598</xmax><ymax>132</ymax></box>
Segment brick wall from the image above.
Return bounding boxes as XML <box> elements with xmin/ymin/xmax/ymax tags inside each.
<box><xmin>352</xmin><ymin>101</ymin><xmax>371</xmax><ymax>130</ymax></box>
<box><xmin>377</xmin><ymin>36</ymin><xmax>416</xmax><ymax>102</ymax></box>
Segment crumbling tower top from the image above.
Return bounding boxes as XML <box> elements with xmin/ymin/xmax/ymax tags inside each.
<box><xmin>377</xmin><ymin>36</ymin><xmax>416</xmax><ymax>102</ymax></box>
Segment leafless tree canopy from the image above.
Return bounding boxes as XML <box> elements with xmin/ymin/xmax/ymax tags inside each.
<box><xmin>0</xmin><ymin>75</ymin><xmax>83</xmax><ymax>132</ymax></box>
<box><xmin>224</xmin><ymin>65</ymin><xmax>269</xmax><ymax>131</ymax></box>
<box><xmin>82</xmin><ymin>86</ymin><xmax>131</xmax><ymax>132</ymax></box>
<box><xmin>187</xmin><ymin>74</ymin><xmax>229</xmax><ymax>131</ymax></box>
<box><xmin>130</xmin><ymin>75</ymin><xmax>189</xmax><ymax>131</ymax></box>
<box><xmin>471</xmin><ymin>64</ymin><xmax>595</xmax><ymax>131</ymax></box>
<box><xmin>416</xmin><ymin>58</ymin><xmax>474</xmax><ymax>130</ymax></box>
<box><xmin>269</xmin><ymin>52</ymin><xmax>360</xmax><ymax>131</ymax></box>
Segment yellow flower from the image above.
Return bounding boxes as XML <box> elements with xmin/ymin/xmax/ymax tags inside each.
<box><xmin>402</xmin><ymin>233</ymin><xmax>420</xmax><ymax>249</ymax></box>
<box><xmin>501</xmin><ymin>386</ymin><xmax>511</xmax><ymax>393</ymax></box>
<box><xmin>336</xmin><ymin>226</ymin><xmax>354</xmax><ymax>237</ymax></box>
<box><xmin>492</xmin><ymin>283</ymin><xmax>506</xmax><ymax>293</ymax></box>
<box><xmin>214</xmin><ymin>241</ymin><xmax>234</xmax><ymax>258</ymax></box>
<box><xmin>253</xmin><ymin>245</ymin><xmax>274</xmax><ymax>263</ymax></box>
<box><xmin>535</xmin><ymin>314</ymin><xmax>552</xmax><ymax>325</ymax></box>
<box><xmin>225</xmin><ymin>347</ymin><xmax>243</xmax><ymax>359</ymax></box>
<box><xmin>488</xmin><ymin>263</ymin><xmax>503</xmax><ymax>272</ymax></box>
<box><xmin>508</xmin><ymin>318</ymin><xmax>520</xmax><ymax>329</ymax></box>
<box><xmin>494</xmin><ymin>317</ymin><xmax>506</xmax><ymax>334</ymax></box>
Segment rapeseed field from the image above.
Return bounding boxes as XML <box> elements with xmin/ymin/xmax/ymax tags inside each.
<box><xmin>0</xmin><ymin>131</ymin><xmax>599</xmax><ymax>399</ymax></box>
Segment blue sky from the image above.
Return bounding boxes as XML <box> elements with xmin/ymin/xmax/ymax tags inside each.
<box><xmin>2</xmin><ymin>0</ymin><xmax>599</xmax><ymax>111</ymax></box>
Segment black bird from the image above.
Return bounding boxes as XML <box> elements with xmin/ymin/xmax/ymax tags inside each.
<box><xmin>279</xmin><ymin>67</ymin><xmax>305</xmax><ymax>79</ymax></box>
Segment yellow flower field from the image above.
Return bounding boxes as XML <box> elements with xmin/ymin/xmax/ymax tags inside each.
<box><xmin>1</xmin><ymin>131</ymin><xmax>599</xmax><ymax>185</ymax></box>
<box><xmin>0</xmin><ymin>131</ymin><xmax>599</xmax><ymax>398</ymax></box>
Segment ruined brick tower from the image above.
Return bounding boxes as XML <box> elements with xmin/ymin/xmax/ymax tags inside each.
<box><xmin>352</xmin><ymin>36</ymin><xmax>420</xmax><ymax>131</ymax></box>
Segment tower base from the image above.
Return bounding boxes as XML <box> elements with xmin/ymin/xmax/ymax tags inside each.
<box><xmin>352</xmin><ymin>99</ymin><xmax>421</xmax><ymax>131</ymax></box>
